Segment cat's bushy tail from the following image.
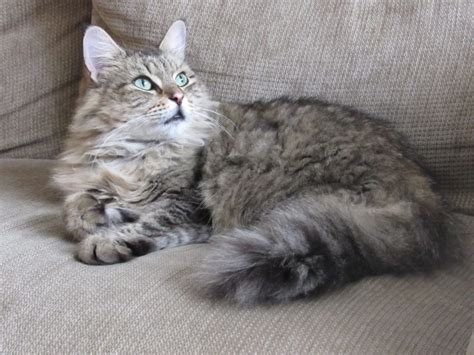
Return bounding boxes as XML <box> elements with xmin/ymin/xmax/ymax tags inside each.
<box><xmin>198</xmin><ymin>192</ymin><xmax>454</xmax><ymax>304</ymax></box>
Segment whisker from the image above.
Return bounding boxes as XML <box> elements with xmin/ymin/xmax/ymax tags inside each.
<box><xmin>192</xmin><ymin>111</ymin><xmax>234</xmax><ymax>139</ymax></box>
<box><xmin>189</xmin><ymin>104</ymin><xmax>236</xmax><ymax>127</ymax></box>
<box><xmin>94</xmin><ymin>112</ymin><xmax>161</xmax><ymax>148</ymax></box>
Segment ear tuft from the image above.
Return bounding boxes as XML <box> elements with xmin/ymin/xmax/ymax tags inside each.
<box><xmin>83</xmin><ymin>26</ymin><xmax>125</xmax><ymax>82</ymax></box>
<box><xmin>159</xmin><ymin>20</ymin><xmax>186</xmax><ymax>62</ymax></box>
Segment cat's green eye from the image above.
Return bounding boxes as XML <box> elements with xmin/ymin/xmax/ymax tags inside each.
<box><xmin>133</xmin><ymin>77</ymin><xmax>153</xmax><ymax>91</ymax></box>
<box><xmin>175</xmin><ymin>72</ymin><xmax>189</xmax><ymax>87</ymax></box>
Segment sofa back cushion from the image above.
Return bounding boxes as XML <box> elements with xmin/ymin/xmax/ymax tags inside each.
<box><xmin>100</xmin><ymin>1</ymin><xmax>474</xmax><ymax>212</ymax></box>
<box><xmin>0</xmin><ymin>0</ymin><xmax>91</xmax><ymax>158</ymax></box>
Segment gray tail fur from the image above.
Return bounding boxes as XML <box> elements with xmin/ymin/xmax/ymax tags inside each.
<box><xmin>198</xmin><ymin>193</ymin><xmax>454</xmax><ymax>304</ymax></box>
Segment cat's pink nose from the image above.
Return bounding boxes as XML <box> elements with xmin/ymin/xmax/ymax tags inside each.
<box><xmin>169</xmin><ymin>91</ymin><xmax>184</xmax><ymax>105</ymax></box>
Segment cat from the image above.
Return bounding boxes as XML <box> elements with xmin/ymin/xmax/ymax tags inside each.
<box><xmin>53</xmin><ymin>23</ymin><xmax>214</xmax><ymax>264</ymax></box>
<box><xmin>54</xmin><ymin>21</ymin><xmax>456</xmax><ymax>304</ymax></box>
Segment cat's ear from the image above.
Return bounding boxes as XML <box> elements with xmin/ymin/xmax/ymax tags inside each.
<box><xmin>159</xmin><ymin>20</ymin><xmax>186</xmax><ymax>62</ymax></box>
<box><xmin>83</xmin><ymin>26</ymin><xmax>125</xmax><ymax>82</ymax></box>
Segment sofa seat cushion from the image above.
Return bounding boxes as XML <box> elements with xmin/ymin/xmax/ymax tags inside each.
<box><xmin>0</xmin><ymin>158</ymin><xmax>472</xmax><ymax>353</ymax></box>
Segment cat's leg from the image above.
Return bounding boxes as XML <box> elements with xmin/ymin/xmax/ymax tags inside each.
<box><xmin>76</xmin><ymin>226</ymin><xmax>156</xmax><ymax>265</ymax></box>
<box><xmin>63</xmin><ymin>192</ymin><xmax>139</xmax><ymax>240</ymax></box>
<box><xmin>77</xmin><ymin>221</ymin><xmax>211</xmax><ymax>265</ymax></box>
<box><xmin>76</xmin><ymin>197</ymin><xmax>211</xmax><ymax>265</ymax></box>
<box><xmin>199</xmin><ymin>191</ymin><xmax>449</xmax><ymax>304</ymax></box>
<box><xmin>63</xmin><ymin>192</ymin><xmax>108</xmax><ymax>240</ymax></box>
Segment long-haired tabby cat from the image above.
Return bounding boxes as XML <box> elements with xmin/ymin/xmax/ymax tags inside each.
<box><xmin>54</xmin><ymin>21</ymin><xmax>456</xmax><ymax>304</ymax></box>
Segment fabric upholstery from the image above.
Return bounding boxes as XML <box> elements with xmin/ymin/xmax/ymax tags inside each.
<box><xmin>0</xmin><ymin>158</ymin><xmax>472</xmax><ymax>353</ymax></box>
<box><xmin>0</xmin><ymin>0</ymin><xmax>91</xmax><ymax>159</ymax></box>
<box><xmin>468</xmin><ymin>334</ymin><xmax>474</xmax><ymax>355</ymax></box>
<box><xmin>91</xmin><ymin>0</ymin><xmax>474</xmax><ymax>213</ymax></box>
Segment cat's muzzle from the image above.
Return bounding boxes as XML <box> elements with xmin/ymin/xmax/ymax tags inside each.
<box><xmin>164</xmin><ymin>109</ymin><xmax>185</xmax><ymax>125</ymax></box>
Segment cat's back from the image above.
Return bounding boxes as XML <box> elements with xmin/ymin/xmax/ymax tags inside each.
<box><xmin>201</xmin><ymin>98</ymin><xmax>429</xmax><ymax>229</ymax></box>
<box><xmin>206</xmin><ymin>97</ymin><xmax>410</xmax><ymax>171</ymax></box>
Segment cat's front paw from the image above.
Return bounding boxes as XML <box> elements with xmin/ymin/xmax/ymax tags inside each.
<box><xmin>76</xmin><ymin>234</ymin><xmax>155</xmax><ymax>265</ymax></box>
<box><xmin>64</xmin><ymin>193</ymin><xmax>108</xmax><ymax>239</ymax></box>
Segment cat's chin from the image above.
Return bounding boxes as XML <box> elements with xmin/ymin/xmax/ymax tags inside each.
<box><xmin>163</xmin><ymin>110</ymin><xmax>186</xmax><ymax>125</ymax></box>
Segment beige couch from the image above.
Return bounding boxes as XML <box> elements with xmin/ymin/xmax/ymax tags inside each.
<box><xmin>1</xmin><ymin>1</ymin><xmax>473</xmax><ymax>353</ymax></box>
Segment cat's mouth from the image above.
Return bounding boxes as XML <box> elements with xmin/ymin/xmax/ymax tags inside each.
<box><xmin>164</xmin><ymin>110</ymin><xmax>185</xmax><ymax>125</ymax></box>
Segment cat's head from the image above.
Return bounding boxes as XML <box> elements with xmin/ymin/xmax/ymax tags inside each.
<box><xmin>80</xmin><ymin>21</ymin><xmax>217</xmax><ymax>146</ymax></box>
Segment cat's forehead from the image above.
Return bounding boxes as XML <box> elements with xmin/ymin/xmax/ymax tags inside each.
<box><xmin>126</xmin><ymin>50</ymin><xmax>184</xmax><ymax>75</ymax></box>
